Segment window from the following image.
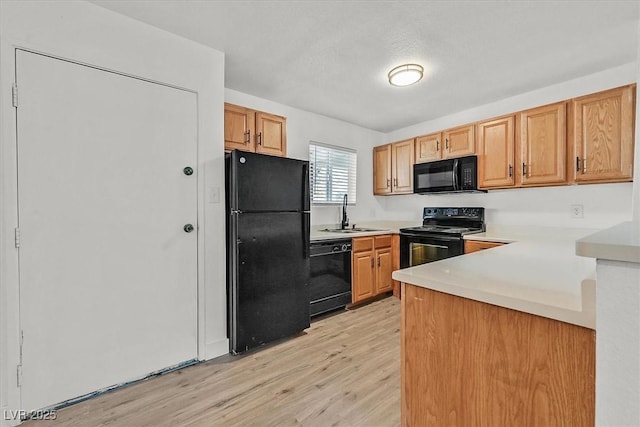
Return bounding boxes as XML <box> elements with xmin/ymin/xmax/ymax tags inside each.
<box><xmin>309</xmin><ymin>142</ymin><xmax>357</xmax><ymax>204</ymax></box>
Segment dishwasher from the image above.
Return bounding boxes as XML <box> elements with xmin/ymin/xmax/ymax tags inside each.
<box><xmin>309</xmin><ymin>239</ymin><xmax>352</xmax><ymax>318</ymax></box>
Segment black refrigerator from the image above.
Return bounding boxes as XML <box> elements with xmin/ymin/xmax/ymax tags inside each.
<box><xmin>225</xmin><ymin>150</ymin><xmax>311</xmax><ymax>354</ymax></box>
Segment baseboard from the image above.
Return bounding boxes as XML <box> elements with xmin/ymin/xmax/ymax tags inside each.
<box><xmin>203</xmin><ymin>338</ymin><xmax>229</xmax><ymax>360</ymax></box>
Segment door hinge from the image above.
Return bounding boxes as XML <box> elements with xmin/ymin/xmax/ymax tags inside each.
<box><xmin>12</xmin><ymin>83</ymin><xmax>18</xmax><ymax>108</ymax></box>
<box><xmin>16</xmin><ymin>364</ymin><xmax>22</xmax><ymax>387</ymax></box>
<box><xmin>14</xmin><ymin>227</ymin><xmax>20</xmax><ymax>248</ymax></box>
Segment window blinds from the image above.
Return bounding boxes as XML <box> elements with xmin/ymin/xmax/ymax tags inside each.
<box><xmin>309</xmin><ymin>142</ymin><xmax>357</xmax><ymax>204</ymax></box>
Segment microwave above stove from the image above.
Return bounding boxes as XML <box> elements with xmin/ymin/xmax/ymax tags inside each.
<box><xmin>413</xmin><ymin>155</ymin><xmax>486</xmax><ymax>194</ymax></box>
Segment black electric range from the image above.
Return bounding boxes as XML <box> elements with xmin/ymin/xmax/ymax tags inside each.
<box><xmin>399</xmin><ymin>207</ymin><xmax>485</xmax><ymax>268</ymax></box>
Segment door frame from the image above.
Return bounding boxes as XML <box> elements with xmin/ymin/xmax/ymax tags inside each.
<box><xmin>0</xmin><ymin>46</ymin><xmax>209</xmax><ymax>421</ymax></box>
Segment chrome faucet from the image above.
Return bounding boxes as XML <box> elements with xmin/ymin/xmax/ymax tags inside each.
<box><xmin>341</xmin><ymin>194</ymin><xmax>349</xmax><ymax>229</ymax></box>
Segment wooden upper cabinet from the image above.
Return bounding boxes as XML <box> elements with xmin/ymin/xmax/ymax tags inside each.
<box><xmin>224</xmin><ymin>103</ymin><xmax>254</xmax><ymax>152</ymax></box>
<box><xmin>519</xmin><ymin>102</ymin><xmax>567</xmax><ymax>186</ymax></box>
<box><xmin>477</xmin><ymin>115</ymin><xmax>515</xmax><ymax>189</ymax></box>
<box><xmin>373</xmin><ymin>144</ymin><xmax>392</xmax><ymax>195</ymax></box>
<box><xmin>391</xmin><ymin>139</ymin><xmax>414</xmax><ymax>194</ymax></box>
<box><xmin>416</xmin><ymin>125</ymin><xmax>475</xmax><ymax>163</ymax></box>
<box><xmin>224</xmin><ymin>103</ymin><xmax>286</xmax><ymax>157</ymax></box>
<box><xmin>255</xmin><ymin>112</ymin><xmax>286</xmax><ymax>156</ymax></box>
<box><xmin>374</xmin><ymin>139</ymin><xmax>414</xmax><ymax>195</ymax></box>
<box><xmin>571</xmin><ymin>85</ymin><xmax>635</xmax><ymax>183</ymax></box>
<box><xmin>415</xmin><ymin>133</ymin><xmax>442</xmax><ymax>163</ymax></box>
<box><xmin>443</xmin><ymin>124</ymin><xmax>475</xmax><ymax>159</ymax></box>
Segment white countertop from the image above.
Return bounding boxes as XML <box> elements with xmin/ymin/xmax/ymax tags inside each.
<box><xmin>393</xmin><ymin>224</ymin><xmax>599</xmax><ymax>329</ymax></box>
<box><xmin>310</xmin><ymin>220</ymin><xmax>420</xmax><ymax>241</ymax></box>
<box><xmin>576</xmin><ymin>221</ymin><xmax>640</xmax><ymax>263</ymax></box>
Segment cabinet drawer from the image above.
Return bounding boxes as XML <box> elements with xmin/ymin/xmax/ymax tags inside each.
<box><xmin>374</xmin><ymin>234</ymin><xmax>392</xmax><ymax>249</ymax></box>
<box><xmin>464</xmin><ymin>240</ymin><xmax>505</xmax><ymax>254</ymax></box>
<box><xmin>353</xmin><ymin>237</ymin><xmax>374</xmax><ymax>252</ymax></box>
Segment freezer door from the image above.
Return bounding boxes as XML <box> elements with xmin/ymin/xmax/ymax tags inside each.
<box><xmin>229</xmin><ymin>211</ymin><xmax>310</xmax><ymax>354</ymax></box>
<box><xmin>229</xmin><ymin>150</ymin><xmax>310</xmax><ymax>212</ymax></box>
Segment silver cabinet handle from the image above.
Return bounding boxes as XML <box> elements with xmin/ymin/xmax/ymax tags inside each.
<box><xmin>257</xmin><ymin>132</ymin><xmax>262</xmax><ymax>145</ymax></box>
<box><xmin>436</xmin><ymin>140</ymin><xmax>439</xmax><ymax>151</ymax></box>
<box><xmin>508</xmin><ymin>164</ymin><xmax>513</xmax><ymax>177</ymax></box>
<box><xmin>445</xmin><ymin>138</ymin><xmax>449</xmax><ymax>149</ymax></box>
<box><xmin>522</xmin><ymin>162</ymin><xmax>527</xmax><ymax>176</ymax></box>
<box><xmin>245</xmin><ymin>130</ymin><xmax>251</xmax><ymax>144</ymax></box>
<box><xmin>386</xmin><ymin>178</ymin><xmax>390</xmax><ymax>188</ymax></box>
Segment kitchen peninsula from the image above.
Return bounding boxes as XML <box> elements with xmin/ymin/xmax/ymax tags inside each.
<box><xmin>393</xmin><ymin>226</ymin><xmax>597</xmax><ymax>426</ymax></box>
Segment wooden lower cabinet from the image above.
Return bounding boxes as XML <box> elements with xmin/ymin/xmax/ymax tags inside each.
<box><xmin>352</xmin><ymin>235</ymin><xmax>393</xmax><ymax>304</ymax></box>
<box><xmin>401</xmin><ymin>283</ymin><xmax>595</xmax><ymax>427</ymax></box>
<box><xmin>392</xmin><ymin>234</ymin><xmax>401</xmax><ymax>298</ymax></box>
<box><xmin>352</xmin><ymin>249</ymin><xmax>375</xmax><ymax>301</ymax></box>
<box><xmin>464</xmin><ymin>240</ymin><xmax>505</xmax><ymax>253</ymax></box>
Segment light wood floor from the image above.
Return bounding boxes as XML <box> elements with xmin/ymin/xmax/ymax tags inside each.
<box><xmin>25</xmin><ymin>297</ymin><xmax>400</xmax><ymax>427</ymax></box>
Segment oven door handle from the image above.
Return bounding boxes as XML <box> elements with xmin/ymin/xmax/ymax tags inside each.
<box><xmin>400</xmin><ymin>233</ymin><xmax>463</xmax><ymax>242</ymax></box>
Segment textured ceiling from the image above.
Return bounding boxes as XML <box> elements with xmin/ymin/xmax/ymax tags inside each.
<box><xmin>90</xmin><ymin>1</ymin><xmax>639</xmax><ymax>133</ymax></box>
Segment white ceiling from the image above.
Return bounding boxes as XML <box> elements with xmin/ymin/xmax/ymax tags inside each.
<box><xmin>90</xmin><ymin>1</ymin><xmax>639</xmax><ymax>133</ymax></box>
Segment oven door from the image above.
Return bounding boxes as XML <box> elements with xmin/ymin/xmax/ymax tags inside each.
<box><xmin>400</xmin><ymin>233</ymin><xmax>463</xmax><ymax>268</ymax></box>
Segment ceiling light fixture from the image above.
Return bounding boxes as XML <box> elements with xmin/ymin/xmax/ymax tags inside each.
<box><xmin>388</xmin><ymin>63</ymin><xmax>424</xmax><ymax>87</ymax></box>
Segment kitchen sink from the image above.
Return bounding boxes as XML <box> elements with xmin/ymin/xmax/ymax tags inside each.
<box><xmin>321</xmin><ymin>227</ymin><xmax>389</xmax><ymax>233</ymax></box>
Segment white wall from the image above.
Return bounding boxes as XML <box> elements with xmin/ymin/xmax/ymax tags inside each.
<box><xmin>383</xmin><ymin>63</ymin><xmax>638</xmax><ymax>229</ymax></box>
<box><xmin>225</xmin><ymin>89</ymin><xmax>386</xmax><ymax>226</ymax></box>
<box><xmin>0</xmin><ymin>1</ymin><xmax>226</xmax><ymax>425</ymax></box>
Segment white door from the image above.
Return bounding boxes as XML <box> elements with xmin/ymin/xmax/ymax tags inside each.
<box><xmin>15</xmin><ymin>50</ymin><xmax>198</xmax><ymax>411</ymax></box>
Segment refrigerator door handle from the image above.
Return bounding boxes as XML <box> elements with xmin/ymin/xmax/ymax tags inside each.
<box><xmin>302</xmin><ymin>162</ymin><xmax>310</xmax><ymax>211</ymax></box>
<box><xmin>302</xmin><ymin>214</ymin><xmax>310</xmax><ymax>259</ymax></box>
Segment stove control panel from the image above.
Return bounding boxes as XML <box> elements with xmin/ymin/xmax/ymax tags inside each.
<box><xmin>423</xmin><ymin>207</ymin><xmax>484</xmax><ymax>220</ymax></box>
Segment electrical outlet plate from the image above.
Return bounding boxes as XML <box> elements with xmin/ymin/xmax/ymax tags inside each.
<box><xmin>570</xmin><ymin>204</ymin><xmax>584</xmax><ymax>219</ymax></box>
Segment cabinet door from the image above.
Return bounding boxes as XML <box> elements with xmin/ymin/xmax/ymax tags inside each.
<box><xmin>224</xmin><ymin>103</ymin><xmax>255</xmax><ymax>152</ymax></box>
<box><xmin>415</xmin><ymin>133</ymin><xmax>442</xmax><ymax>163</ymax></box>
<box><xmin>572</xmin><ymin>85</ymin><xmax>635</xmax><ymax>183</ymax></box>
<box><xmin>352</xmin><ymin>251</ymin><xmax>375</xmax><ymax>303</ymax></box>
<box><xmin>520</xmin><ymin>102</ymin><xmax>567</xmax><ymax>186</ymax></box>
<box><xmin>464</xmin><ymin>240</ymin><xmax>505</xmax><ymax>254</ymax></box>
<box><xmin>392</xmin><ymin>234</ymin><xmax>401</xmax><ymax>298</ymax></box>
<box><xmin>477</xmin><ymin>116</ymin><xmax>515</xmax><ymax>189</ymax></box>
<box><xmin>392</xmin><ymin>139</ymin><xmax>415</xmax><ymax>194</ymax></box>
<box><xmin>375</xmin><ymin>247</ymin><xmax>393</xmax><ymax>294</ymax></box>
<box><xmin>443</xmin><ymin>124</ymin><xmax>475</xmax><ymax>159</ymax></box>
<box><xmin>255</xmin><ymin>112</ymin><xmax>286</xmax><ymax>157</ymax></box>
<box><xmin>373</xmin><ymin>144</ymin><xmax>392</xmax><ymax>195</ymax></box>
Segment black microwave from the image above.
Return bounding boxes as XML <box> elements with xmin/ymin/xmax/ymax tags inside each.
<box><xmin>413</xmin><ymin>155</ymin><xmax>486</xmax><ymax>194</ymax></box>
